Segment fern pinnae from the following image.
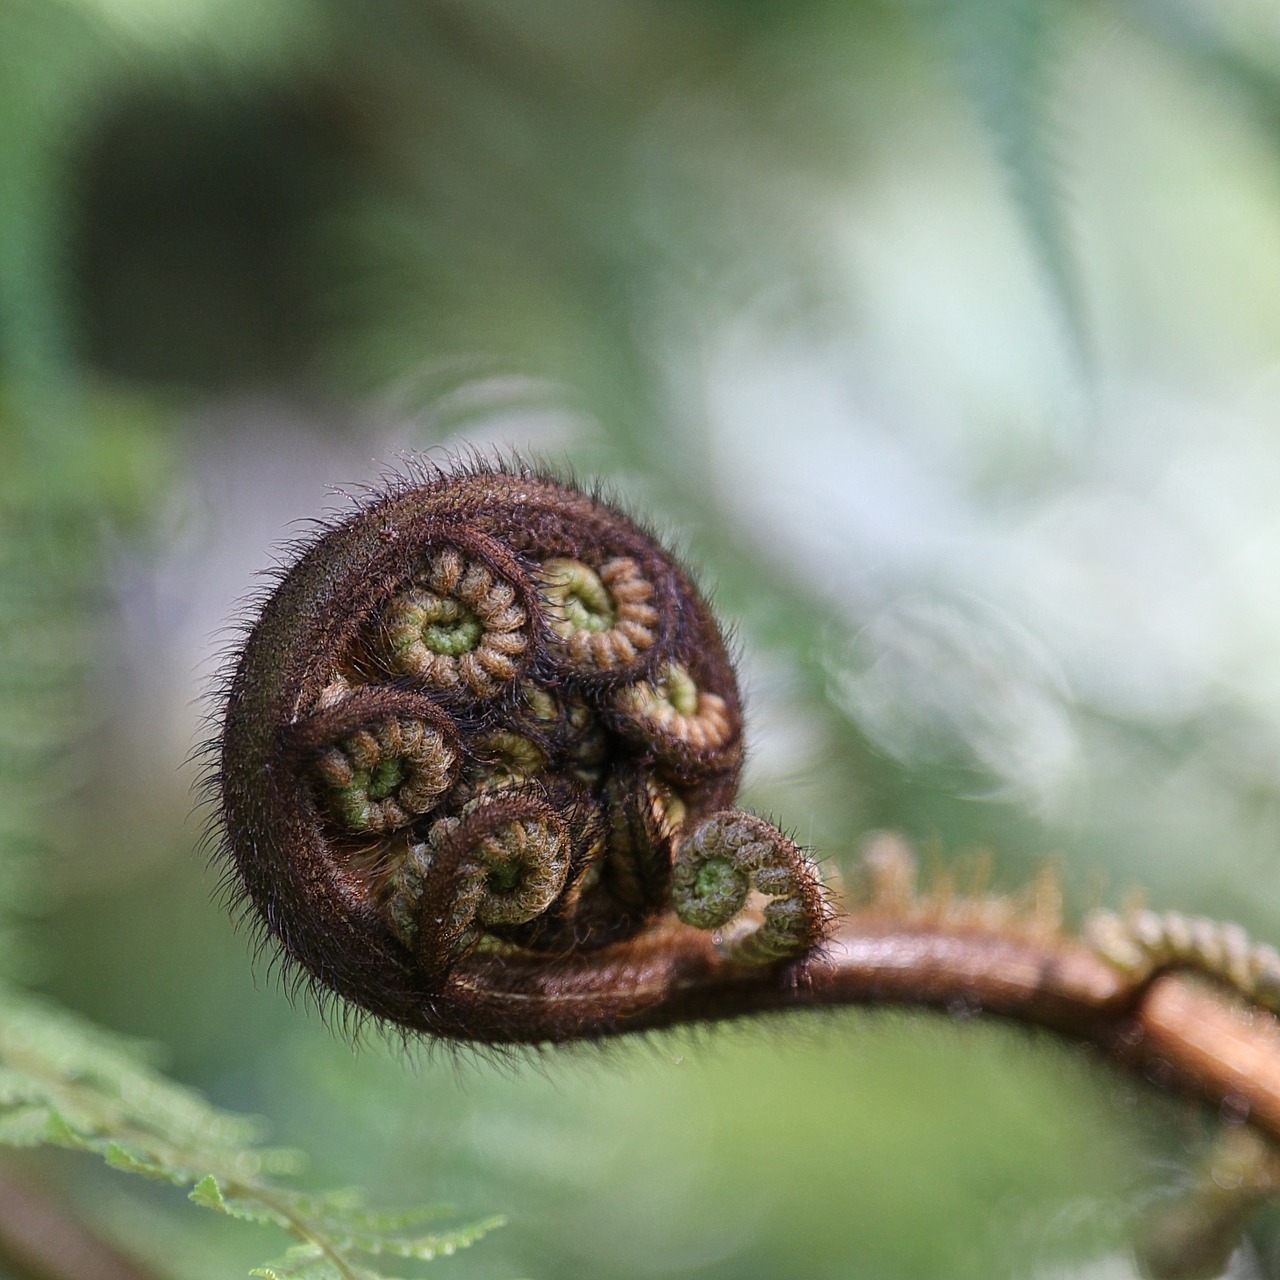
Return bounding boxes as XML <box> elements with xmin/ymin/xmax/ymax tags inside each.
<box><xmin>0</xmin><ymin>986</ymin><xmax>501</xmax><ymax>1278</ymax></box>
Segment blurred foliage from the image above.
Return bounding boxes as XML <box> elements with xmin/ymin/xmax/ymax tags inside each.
<box><xmin>0</xmin><ymin>982</ymin><xmax>501</xmax><ymax>1278</ymax></box>
<box><xmin>5</xmin><ymin>0</ymin><xmax>1280</xmax><ymax>1276</ymax></box>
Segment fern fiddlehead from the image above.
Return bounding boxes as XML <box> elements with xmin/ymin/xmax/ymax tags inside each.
<box><xmin>212</xmin><ymin>455</ymin><xmax>1280</xmax><ymax>1217</ymax></box>
<box><xmin>208</xmin><ymin>457</ymin><xmax>1280</xmax><ymax>1276</ymax></box>
<box><xmin>214</xmin><ymin>461</ymin><xmax>830</xmax><ymax>1043</ymax></box>
<box><xmin>672</xmin><ymin>811</ymin><xmax>832</xmax><ymax>963</ymax></box>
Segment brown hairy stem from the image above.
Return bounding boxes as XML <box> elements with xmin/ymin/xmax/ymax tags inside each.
<box><xmin>440</xmin><ymin>912</ymin><xmax>1280</xmax><ymax>1147</ymax></box>
<box><xmin>817</xmin><ymin>931</ymin><xmax>1280</xmax><ymax>1138</ymax></box>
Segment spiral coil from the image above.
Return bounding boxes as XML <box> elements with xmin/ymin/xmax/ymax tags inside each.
<box><xmin>215</xmin><ymin>462</ymin><xmax>830</xmax><ymax>1041</ymax></box>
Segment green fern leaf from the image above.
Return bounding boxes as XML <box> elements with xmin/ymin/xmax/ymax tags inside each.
<box><xmin>0</xmin><ymin>1104</ymin><xmax>55</xmax><ymax>1145</ymax></box>
<box><xmin>105</xmin><ymin>1141</ymin><xmax>192</xmax><ymax>1184</ymax></box>
<box><xmin>345</xmin><ymin>1217</ymin><xmax>509</xmax><ymax>1261</ymax></box>
<box><xmin>250</xmin><ymin>1247</ymin><xmax>339</xmax><ymax>1280</ymax></box>
<box><xmin>0</xmin><ymin>987</ymin><xmax>501</xmax><ymax>1275</ymax></box>
<box><xmin>189</xmin><ymin>1173</ymin><xmax>230</xmax><ymax>1211</ymax></box>
<box><xmin>189</xmin><ymin>1175</ymin><xmax>293</xmax><ymax>1229</ymax></box>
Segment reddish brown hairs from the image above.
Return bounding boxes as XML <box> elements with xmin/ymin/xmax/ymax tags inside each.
<box><xmin>214</xmin><ymin>460</ymin><xmax>829</xmax><ymax>1043</ymax></box>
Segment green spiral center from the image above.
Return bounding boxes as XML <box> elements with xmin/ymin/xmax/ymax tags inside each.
<box><xmin>330</xmin><ymin>756</ymin><xmax>407</xmax><ymax>824</ymax></box>
<box><xmin>565</xmin><ymin>589</ymin><xmax>613</xmax><ymax>632</ymax></box>
<box><xmin>693</xmin><ymin>858</ymin><xmax>746</xmax><ymax>918</ymax></box>
<box><xmin>392</xmin><ymin>596</ymin><xmax>483</xmax><ymax>656</ymax></box>
<box><xmin>544</xmin><ymin>561</ymin><xmax>616</xmax><ymax>633</ymax></box>
<box><xmin>485</xmin><ymin>860</ymin><xmax>523</xmax><ymax>894</ymax></box>
<box><xmin>367</xmin><ymin>756</ymin><xmax>405</xmax><ymax>801</ymax></box>
<box><xmin>423</xmin><ymin>613</ymin><xmax>482</xmax><ymax>655</ymax></box>
<box><xmin>655</xmin><ymin>663</ymin><xmax>699</xmax><ymax>715</ymax></box>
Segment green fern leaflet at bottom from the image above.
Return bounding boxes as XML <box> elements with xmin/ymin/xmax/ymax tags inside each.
<box><xmin>0</xmin><ymin>984</ymin><xmax>502</xmax><ymax>1279</ymax></box>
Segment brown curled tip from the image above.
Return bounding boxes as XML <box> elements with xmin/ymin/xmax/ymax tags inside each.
<box><xmin>213</xmin><ymin>459</ymin><xmax>829</xmax><ymax>1044</ymax></box>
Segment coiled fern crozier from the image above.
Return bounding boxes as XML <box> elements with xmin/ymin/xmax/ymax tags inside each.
<box><xmin>205</xmin><ymin>458</ymin><xmax>1280</xmax><ymax>1277</ymax></box>
<box><xmin>215</xmin><ymin>460</ymin><xmax>830</xmax><ymax>1043</ymax></box>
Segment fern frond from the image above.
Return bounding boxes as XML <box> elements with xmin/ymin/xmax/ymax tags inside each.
<box><xmin>0</xmin><ymin>985</ymin><xmax>502</xmax><ymax>1276</ymax></box>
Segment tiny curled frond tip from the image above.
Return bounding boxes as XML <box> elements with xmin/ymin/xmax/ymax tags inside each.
<box><xmin>209</xmin><ymin>456</ymin><xmax>831</xmax><ymax>1046</ymax></box>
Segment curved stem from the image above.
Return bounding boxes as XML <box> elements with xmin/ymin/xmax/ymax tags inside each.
<box><xmin>445</xmin><ymin>914</ymin><xmax>1280</xmax><ymax>1145</ymax></box>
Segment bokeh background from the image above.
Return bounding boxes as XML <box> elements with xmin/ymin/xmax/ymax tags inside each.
<box><xmin>5</xmin><ymin>0</ymin><xmax>1280</xmax><ymax>1275</ymax></box>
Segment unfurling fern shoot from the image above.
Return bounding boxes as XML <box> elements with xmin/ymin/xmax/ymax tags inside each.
<box><xmin>207</xmin><ymin>459</ymin><xmax>1280</xmax><ymax>1279</ymax></box>
<box><xmin>212</xmin><ymin>454</ymin><xmax>1280</xmax><ymax>1246</ymax></box>
<box><xmin>214</xmin><ymin>461</ymin><xmax>831</xmax><ymax>1043</ymax></box>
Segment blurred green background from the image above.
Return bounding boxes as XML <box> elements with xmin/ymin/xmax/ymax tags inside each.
<box><xmin>5</xmin><ymin>0</ymin><xmax>1280</xmax><ymax>1275</ymax></box>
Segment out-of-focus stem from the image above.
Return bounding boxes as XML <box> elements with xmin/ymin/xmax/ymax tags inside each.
<box><xmin>0</xmin><ymin>1165</ymin><xmax>159</xmax><ymax>1280</ymax></box>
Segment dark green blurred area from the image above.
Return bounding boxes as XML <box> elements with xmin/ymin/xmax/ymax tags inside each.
<box><xmin>6</xmin><ymin>0</ymin><xmax>1280</xmax><ymax>1275</ymax></box>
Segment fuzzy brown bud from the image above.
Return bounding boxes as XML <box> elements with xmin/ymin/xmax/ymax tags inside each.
<box><xmin>213</xmin><ymin>460</ymin><xmax>829</xmax><ymax>1043</ymax></box>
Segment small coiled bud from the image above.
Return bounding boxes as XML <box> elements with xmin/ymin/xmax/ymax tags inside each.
<box><xmin>1084</xmin><ymin>908</ymin><xmax>1280</xmax><ymax>1012</ymax></box>
<box><xmin>540</xmin><ymin>556</ymin><xmax>659</xmax><ymax>670</ymax></box>
<box><xmin>614</xmin><ymin>661</ymin><xmax>736</xmax><ymax>771</ymax></box>
<box><xmin>287</xmin><ymin>689</ymin><xmax>461</xmax><ymax>833</ymax></box>
<box><xmin>673</xmin><ymin>811</ymin><xmax>831</xmax><ymax>963</ymax></box>
<box><xmin>380</xmin><ymin>544</ymin><xmax>530</xmax><ymax>695</ymax></box>
<box><xmin>388</xmin><ymin>792</ymin><xmax>573</xmax><ymax>976</ymax></box>
<box><xmin>213</xmin><ymin>460</ymin><xmax>830</xmax><ymax>1043</ymax></box>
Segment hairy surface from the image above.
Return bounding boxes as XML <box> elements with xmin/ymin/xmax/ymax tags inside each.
<box><xmin>213</xmin><ymin>459</ymin><xmax>830</xmax><ymax>1042</ymax></box>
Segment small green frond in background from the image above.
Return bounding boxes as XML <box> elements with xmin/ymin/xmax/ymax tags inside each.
<box><xmin>0</xmin><ymin>985</ymin><xmax>501</xmax><ymax>1276</ymax></box>
<box><xmin>245</xmin><ymin>1211</ymin><xmax>507</xmax><ymax>1280</ymax></box>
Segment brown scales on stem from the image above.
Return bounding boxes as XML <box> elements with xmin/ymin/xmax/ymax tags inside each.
<box><xmin>213</xmin><ymin>458</ymin><xmax>1280</xmax><ymax>1201</ymax></box>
